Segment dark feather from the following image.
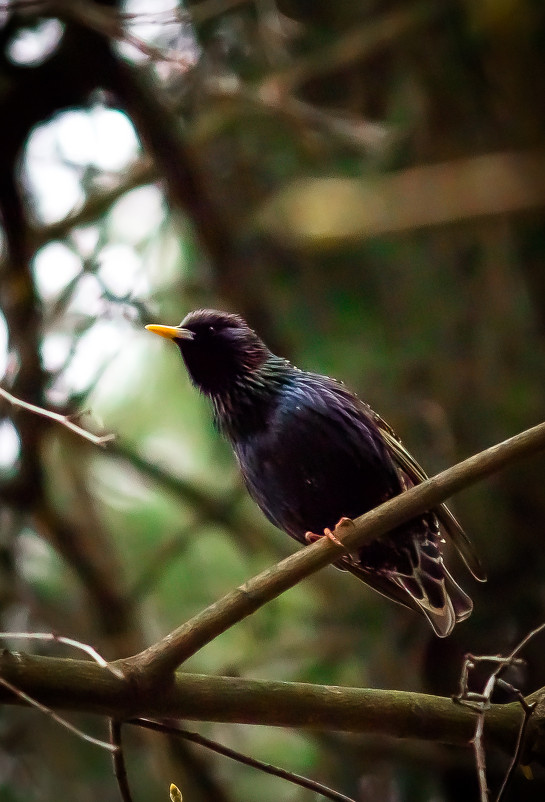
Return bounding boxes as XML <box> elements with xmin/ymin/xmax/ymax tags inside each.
<box><xmin>373</xmin><ymin>412</ymin><xmax>486</xmax><ymax>582</ymax></box>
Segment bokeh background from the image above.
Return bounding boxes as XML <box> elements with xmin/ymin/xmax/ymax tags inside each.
<box><xmin>1</xmin><ymin>1</ymin><xmax>545</xmax><ymax>800</ymax></box>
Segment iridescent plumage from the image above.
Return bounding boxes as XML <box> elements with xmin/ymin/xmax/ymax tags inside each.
<box><xmin>146</xmin><ymin>309</ymin><xmax>485</xmax><ymax>636</ymax></box>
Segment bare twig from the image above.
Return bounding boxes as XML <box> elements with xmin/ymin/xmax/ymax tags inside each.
<box><xmin>30</xmin><ymin>157</ymin><xmax>156</xmax><ymax>250</ymax></box>
<box><xmin>110</xmin><ymin>719</ymin><xmax>134</xmax><ymax>802</ymax></box>
<box><xmin>495</xmin><ymin>687</ymin><xmax>536</xmax><ymax>802</ymax></box>
<box><xmin>130</xmin><ymin>718</ymin><xmax>356</xmax><ymax>802</ymax></box>
<box><xmin>0</xmin><ymin>632</ymin><xmax>124</xmax><ymax>679</ymax></box>
<box><xmin>39</xmin><ymin>0</ymin><xmax>197</xmax><ymax>69</ymax></box>
<box><xmin>0</xmin><ymin>673</ymin><xmax>116</xmax><ymax>751</ymax></box>
<box><xmin>0</xmin><ymin>387</ymin><xmax>115</xmax><ymax>447</ymax></box>
<box><xmin>111</xmin><ymin>440</ymin><xmax>243</xmax><ymax>531</ymax></box>
<box><xmin>5</xmin><ymin>0</ymin><xmax>251</xmax><ymax>27</ymax></box>
<box><xmin>454</xmin><ymin>623</ymin><xmax>545</xmax><ymax>801</ymax></box>
<box><xmin>205</xmin><ymin>81</ymin><xmax>394</xmax><ymax>154</ymax></box>
<box><xmin>132</xmin><ymin>420</ymin><xmax>545</xmax><ymax>680</ymax></box>
<box><xmin>118</xmin><ymin>0</ymin><xmax>253</xmax><ymax>26</ymax></box>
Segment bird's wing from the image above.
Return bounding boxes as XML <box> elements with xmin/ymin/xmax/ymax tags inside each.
<box><xmin>236</xmin><ymin>377</ymin><xmax>404</xmax><ymax>544</ymax></box>
<box><xmin>341</xmin><ymin>560</ymin><xmax>419</xmax><ymax>613</ymax></box>
<box><xmin>371</xmin><ymin>409</ymin><xmax>486</xmax><ymax>582</ymax></box>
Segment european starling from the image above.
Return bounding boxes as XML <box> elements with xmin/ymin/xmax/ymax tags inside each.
<box><xmin>146</xmin><ymin>309</ymin><xmax>485</xmax><ymax>637</ymax></box>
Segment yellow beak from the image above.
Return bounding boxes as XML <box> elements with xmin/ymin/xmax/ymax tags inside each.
<box><xmin>145</xmin><ymin>324</ymin><xmax>194</xmax><ymax>341</ymax></box>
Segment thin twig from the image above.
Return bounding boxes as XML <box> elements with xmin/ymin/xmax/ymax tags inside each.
<box><xmin>495</xmin><ymin>691</ymin><xmax>536</xmax><ymax>802</ymax></box>
<box><xmin>50</xmin><ymin>0</ymin><xmax>197</xmax><ymax>69</ymax></box>
<box><xmin>132</xmin><ymin>420</ymin><xmax>545</xmax><ymax>680</ymax></box>
<box><xmin>5</xmin><ymin>0</ymin><xmax>251</xmax><ymax>26</ymax></box>
<box><xmin>110</xmin><ymin>720</ymin><xmax>134</xmax><ymax>802</ymax></box>
<box><xmin>31</xmin><ymin>157</ymin><xmax>156</xmax><ymax>250</ymax></box>
<box><xmin>0</xmin><ymin>632</ymin><xmax>124</xmax><ymax>679</ymax></box>
<box><xmin>206</xmin><ymin>81</ymin><xmax>394</xmax><ymax>154</ymax></box>
<box><xmin>0</xmin><ymin>387</ymin><xmax>115</xmax><ymax>447</ymax></box>
<box><xmin>454</xmin><ymin>622</ymin><xmax>545</xmax><ymax>802</ymax></box>
<box><xmin>473</xmin><ymin>709</ymin><xmax>489</xmax><ymax>802</ymax></box>
<box><xmin>129</xmin><ymin>718</ymin><xmax>356</xmax><ymax>802</ymax></box>
<box><xmin>122</xmin><ymin>0</ymin><xmax>252</xmax><ymax>26</ymax></box>
<box><xmin>0</xmin><ymin>674</ymin><xmax>116</xmax><ymax>751</ymax></box>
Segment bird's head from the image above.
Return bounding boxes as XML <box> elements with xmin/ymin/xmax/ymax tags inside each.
<box><xmin>146</xmin><ymin>309</ymin><xmax>271</xmax><ymax>397</ymax></box>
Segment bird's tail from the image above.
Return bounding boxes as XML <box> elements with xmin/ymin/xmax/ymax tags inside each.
<box><xmin>390</xmin><ymin>533</ymin><xmax>473</xmax><ymax>637</ymax></box>
<box><xmin>395</xmin><ymin>562</ymin><xmax>472</xmax><ymax>638</ymax></box>
<box><xmin>343</xmin><ymin>528</ymin><xmax>473</xmax><ymax>637</ymax></box>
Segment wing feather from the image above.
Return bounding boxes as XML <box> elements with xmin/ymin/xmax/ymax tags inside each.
<box><xmin>371</xmin><ymin>410</ymin><xmax>486</xmax><ymax>582</ymax></box>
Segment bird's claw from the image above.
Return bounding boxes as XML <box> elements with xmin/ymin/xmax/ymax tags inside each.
<box><xmin>323</xmin><ymin>526</ymin><xmax>345</xmax><ymax>548</ymax></box>
<box><xmin>305</xmin><ymin>517</ymin><xmax>355</xmax><ymax>555</ymax></box>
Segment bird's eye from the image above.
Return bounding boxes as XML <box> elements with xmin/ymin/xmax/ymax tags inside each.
<box><xmin>208</xmin><ymin>326</ymin><xmax>215</xmax><ymax>334</ymax></box>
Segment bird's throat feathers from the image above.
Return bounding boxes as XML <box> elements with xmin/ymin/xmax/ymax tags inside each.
<box><xmin>170</xmin><ymin>308</ymin><xmax>297</xmax><ymax>441</ymax></box>
<box><xmin>210</xmin><ymin>356</ymin><xmax>296</xmax><ymax>442</ymax></box>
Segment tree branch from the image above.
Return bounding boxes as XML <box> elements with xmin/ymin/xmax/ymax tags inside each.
<box><xmin>0</xmin><ymin>653</ymin><xmax>531</xmax><ymax>758</ymax></box>
<box><xmin>257</xmin><ymin>150</ymin><xmax>545</xmax><ymax>246</ymax></box>
<box><xmin>131</xmin><ymin>718</ymin><xmax>356</xmax><ymax>802</ymax></box>
<box><xmin>2</xmin><ymin>424</ymin><xmax>545</xmax><ymax>764</ymax></box>
<box><xmin>0</xmin><ymin>387</ymin><xmax>115</xmax><ymax>447</ymax></box>
<box><xmin>130</xmin><ymin>420</ymin><xmax>545</xmax><ymax>680</ymax></box>
<box><xmin>30</xmin><ymin>157</ymin><xmax>157</xmax><ymax>250</ymax></box>
<box><xmin>110</xmin><ymin>719</ymin><xmax>134</xmax><ymax>802</ymax></box>
<box><xmin>0</xmin><ymin>661</ymin><xmax>116</xmax><ymax>752</ymax></box>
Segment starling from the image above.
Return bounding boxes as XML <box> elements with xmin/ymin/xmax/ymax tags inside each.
<box><xmin>146</xmin><ymin>309</ymin><xmax>485</xmax><ymax>637</ymax></box>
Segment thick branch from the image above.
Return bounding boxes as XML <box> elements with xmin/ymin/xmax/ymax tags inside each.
<box><xmin>0</xmin><ymin>653</ymin><xmax>528</xmax><ymax>757</ymax></box>
<box><xmin>130</xmin><ymin>420</ymin><xmax>545</xmax><ymax>680</ymax></box>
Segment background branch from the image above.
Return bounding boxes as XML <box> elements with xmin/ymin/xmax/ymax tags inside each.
<box><xmin>0</xmin><ymin>387</ymin><xmax>115</xmax><ymax>447</ymax></box>
<box><xmin>131</xmin><ymin>718</ymin><xmax>356</xmax><ymax>802</ymax></box>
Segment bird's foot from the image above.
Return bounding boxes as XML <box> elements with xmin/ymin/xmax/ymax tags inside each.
<box><xmin>304</xmin><ymin>528</ymin><xmax>342</xmax><ymax>547</ymax></box>
<box><xmin>305</xmin><ymin>517</ymin><xmax>355</xmax><ymax>555</ymax></box>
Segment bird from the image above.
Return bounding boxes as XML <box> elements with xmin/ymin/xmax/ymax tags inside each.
<box><xmin>146</xmin><ymin>309</ymin><xmax>485</xmax><ymax>637</ymax></box>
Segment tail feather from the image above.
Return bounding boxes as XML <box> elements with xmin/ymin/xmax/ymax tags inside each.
<box><xmin>341</xmin><ymin>520</ymin><xmax>473</xmax><ymax>637</ymax></box>
<box><xmin>396</xmin><ymin>565</ymin><xmax>472</xmax><ymax>637</ymax></box>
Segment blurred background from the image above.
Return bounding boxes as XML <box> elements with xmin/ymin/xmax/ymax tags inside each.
<box><xmin>1</xmin><ymin>0</ymin><xmax>545</xmax><ymax>800</ymax></box>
